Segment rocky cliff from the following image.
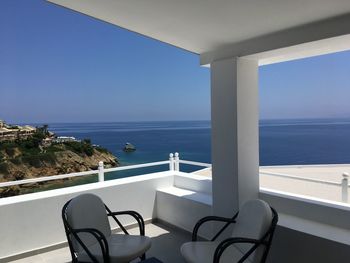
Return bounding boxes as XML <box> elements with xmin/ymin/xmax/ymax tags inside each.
<box><xmin>0</xmin><ymin>141</ymin><xmax>119</xmax><ymax>197</ymax></box>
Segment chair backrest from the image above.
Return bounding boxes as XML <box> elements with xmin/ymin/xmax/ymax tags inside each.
<box><xmin>65</xmin><ymin>193</ymin><xmax>112</xmax><ymax>252</ymax></box>
<box><xmin>231</xmin><ymin>199</ymin><xmax>273</xmax><ymax>263</ymax></box>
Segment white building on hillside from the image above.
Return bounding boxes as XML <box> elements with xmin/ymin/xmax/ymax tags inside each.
<box><xmin>53</xmin><ymin>136</ymin><xmax>78</xmax><ymax>143</ymax></box>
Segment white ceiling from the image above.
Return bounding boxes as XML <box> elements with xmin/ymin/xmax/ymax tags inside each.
<box><xmin>48</xmin><ymin>0</ymin><xmax>350</xmax><ymax>55</ymax></box>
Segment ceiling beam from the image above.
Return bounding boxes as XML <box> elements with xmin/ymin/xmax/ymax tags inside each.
<box><xmin>200</xmin><ymin>14</ymin><xmax>350</xmax><ymax>66</ymax></box>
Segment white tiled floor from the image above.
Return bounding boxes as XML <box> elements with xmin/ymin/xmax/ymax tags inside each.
<box><xmin>9</xmin><ymin>223</ymin><xmax>190</xmax><ymax>263</ymax></box>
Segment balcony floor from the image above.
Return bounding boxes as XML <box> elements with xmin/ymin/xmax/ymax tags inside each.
<box><xmin>9</xmin><ymin>222</ymin><xmax>190</xmax><ymax>263</ymax></box>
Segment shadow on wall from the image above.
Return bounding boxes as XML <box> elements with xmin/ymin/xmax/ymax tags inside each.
<box><xmin>267</xmin><ymin>226</ymin><xmax>350</xmax><ymax>263</ymax></box>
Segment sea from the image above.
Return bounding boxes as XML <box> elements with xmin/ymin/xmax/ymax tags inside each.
<box><xmin>26</xmin><ymin>118</ymin><xmax>350</xmax><ymax>189</ymax></box>
<box><xmin>48</xmin><ymin>121</ymin><xmax>211</xmax><ymax>179</ymax></box>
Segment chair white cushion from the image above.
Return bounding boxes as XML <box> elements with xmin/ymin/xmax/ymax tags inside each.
<box><xmin>181</xmin><ymin>199</ymin><xmax>273</xmax><ymax>263</ymax></box>
<box><xmin>66</xmin><ymin>193</ymin><xmax>152</xmax><ymax>262</ymax></box>
<box><xmin>181</xmin><ymin>241</ymin><xmax>252</xmax><ymax>263</ymax></box>
<box><xmin>231</xmin><ymin>200</ymin><xmax>272</xmax><ymax>263</ymax></box>
<box><xmin>78</xmin><ymin>234</ymin><xmax>152</xmax><ymax>263</ymax></box>
<box><xmin>66</xmin><ymin>194</ymin><xmax>112</xmax><ymax>252</ymax></box>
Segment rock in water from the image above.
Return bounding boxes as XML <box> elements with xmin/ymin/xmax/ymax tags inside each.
<box><xmin>123</xmin><ymin>143</ymin><xmax>136</xmax><ymax>152</ymax></box>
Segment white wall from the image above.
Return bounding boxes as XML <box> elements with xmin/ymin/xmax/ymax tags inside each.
<box><xmin>156</xmin><ymin>189</ymin><xmax>212</xmax><ymax>238</ymax></box>
<box><xmin>260</xmin><ymin>190</ymin><xmax>350</xmax><ymax>262</ymax></box>
<box><xmin>0</xmin><ymin>172</ymin><xmax>174</xmax><ymax>259</ymax></box>
<box><xmin>260</xmin><ymin>190</ymin><xmax>350</xmax><ymax>232</ymax></box>
<box><xmin>174</xmin><ymin>172</ymin><xmax>212</xmax><ymax>195</ymax></box>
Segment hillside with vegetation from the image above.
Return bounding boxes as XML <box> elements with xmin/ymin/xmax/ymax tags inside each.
<box><xmin>0</xmin><ymin>127</ymin><xmax>118</xmax><ymax>197</ymax></box>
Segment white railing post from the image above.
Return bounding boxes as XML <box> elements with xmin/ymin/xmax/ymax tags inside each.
<box><xmin>174</xmin><ymin>152</ymin><xmax>180</xmax><ymax>171</ymax></box>
<box><xmin>169</xmin><ymin>153</ymin><xmax>174</xmax><ymax>171</ymax></box>
<box><xmin>98</xmin><ymin>161</ymin><xmax>104</xmax><ymax>182</ymax></box>
<box><xmin>341</xmin><ymin>172</ymin><xmax>349</xmax><ymax>203</ymax></box>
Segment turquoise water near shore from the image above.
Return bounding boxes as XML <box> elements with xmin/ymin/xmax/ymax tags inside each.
<box><xmin>43</xmin><ymin>119</ymin><xmax>350</xmax><ymax>181</ymax></box>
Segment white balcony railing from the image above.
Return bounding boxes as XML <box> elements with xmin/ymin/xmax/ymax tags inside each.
<box><xmin>0</xmin><ymin>152</ymin><xmax>211</xmax><ymax>188</ymax></box>
<box><xmin>0</xmin><ymin>155</ymin><xmax>213</xmax><ymax>260</ymax></box>
<box><xmin>2</xmin><ymin>153</ymin><xmax>350</xmax><ymax>203</ymax></box>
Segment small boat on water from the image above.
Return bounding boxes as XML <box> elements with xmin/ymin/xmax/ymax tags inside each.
<box><xmin>123</xmin><ymin>142</ymin><xmax>136</xmax><ymax>152</ymax></box>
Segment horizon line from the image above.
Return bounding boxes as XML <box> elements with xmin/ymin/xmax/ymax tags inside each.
<box><xmin>3</xmin><ymin>117</ymin><xmax>350</xmax><ymax>126</ymax></box>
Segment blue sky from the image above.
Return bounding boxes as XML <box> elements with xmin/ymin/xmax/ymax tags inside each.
<box><xmin>260</xmin><ymin>50</ymin><xmax>350</xmax><ymax>120</ymax></box>
<box><xmin>1</xmin><ymin>0</ymin><xmax>350</xmax><ymax>123</ymax></box>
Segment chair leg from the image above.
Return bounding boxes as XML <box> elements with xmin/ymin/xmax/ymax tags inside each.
<box><xmin>140</xmin><ymin>253</ymin><xmax>146</xmax><ymax>261</ymax></box>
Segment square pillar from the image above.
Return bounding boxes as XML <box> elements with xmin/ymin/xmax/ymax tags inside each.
<box><xmin>211</xmin><ymin>57</ymin><xmax>259</xmax><ymax>218</ymax></box>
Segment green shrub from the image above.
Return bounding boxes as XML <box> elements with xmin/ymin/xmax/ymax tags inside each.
<box><xmin>84</xmin><ymin>146</ymin><xmax>94</xmax><ymax>156</ymax></box>
<box><xmin>0</xmin><ymin>142</ymin><xmax>16</xmax><ymax>151</ymax></box>
<box><xmin>83</xmin><ymin>138</ymin><xmax>91</xmax><ymax>145</ymax></box>
<box><xmin>0</xmin><ymin>162</ymin><xmax>9</xmax><ymax>174</ymax></box>
<box><xmin>65</xmin><ymin>141</ymin><xmax>94</xmax><ymax>156</ymax></box>
<box><xmin>22</xmin><ymin>139</ymin><xmax>36</xmax><ymax>149</ymax></box>
<box><xmin>10</xmin><ymin>158</ymin><xmax>21</xmax><ymax>165</ymax></box>
<box><xmin>41</xmin><ymin>153</ymin><xmax>56</xmax><ymax>165</ymax></box>
<box><xmin>95</xmin><ymin>146</ymin><xmax>109</xmax><ymax>154</ymax></box>
<box><xmin>5</xmin><ymin>147</ymin><xmax>16</xmax><ymax>157</ymax></box>
<box><xmin>46</xmin><ymin>146</ymin><xmax>63</xmax><ymax>153</ymax></box>
<box><xmin>22</xmin><ymin>155</ymin><xmax>42</xmax><ymax>168</ymax></box>
<box><xmin>65</xmin><ymin>141</ymin><xmax>83</xmax><ymax>154</ymax></box>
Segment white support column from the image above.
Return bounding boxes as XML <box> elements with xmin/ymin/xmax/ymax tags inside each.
<box><xmin>98</xmin><ymin>161</ymin><xmax>104</xmax><ymax>182</ymax></box>
<box><xmin>211</xmin><ymin>57</ymin><xmax>259</xmax><ymax>218</ymax></box>
<box><xmin>169</xmin><ymin>153</ymin><xmax>174</xmax><ymax>171</ymax></box>
<box><xmin>174</xmin><ymin>152</ymin><xmax>180</xmax><ymax>171</ymax></box>
<box><xmin>342</xmin><ymin>172</ymin><xmax>349</xmax><ymax>203</ymax></box>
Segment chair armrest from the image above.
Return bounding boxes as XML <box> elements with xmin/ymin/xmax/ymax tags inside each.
<box><xmin>213</xmin><ymin>237</ymin><xmax>261</xmax><ymax>263</ymax></box>
<box><xmin>71</xmin><ymin>228</ymin><xmax>109</xmax><ymax>263</ymax></box>
<box><xmin>192</xmin><ymin>215</ymin><xmax>237</xmax><ymax>241</ymax></box>
<box><xmin>108</xmin><ymin>210</ymin><xmax>145</xmax><ymax>236</ymax></box>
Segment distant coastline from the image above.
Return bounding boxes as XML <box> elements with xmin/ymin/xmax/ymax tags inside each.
<box><xmin>0</xmin><ymin>121</ymin><xmax>119</xmax><ymax>197</ymax></box>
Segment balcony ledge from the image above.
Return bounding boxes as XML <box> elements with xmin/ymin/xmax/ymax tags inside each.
<box><xmin>261</xmin><ymin>188</ymin><xmax>350</xmax><ymax>246</ymax></box>
<box><xmin>0</xmin><ymin>171</ymin><xmax>175</xmax><ymax>206</ymax></box>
